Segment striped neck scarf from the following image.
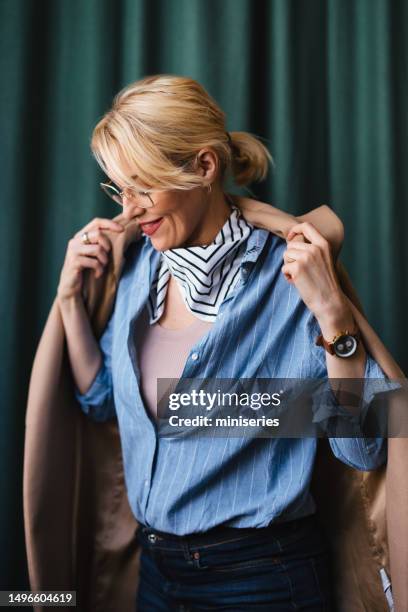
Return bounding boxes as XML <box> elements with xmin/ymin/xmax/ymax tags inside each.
<box><xmin>147</xmin><ymin>202</ymin><xmax>253</xmax><ymax>323</ymax></box>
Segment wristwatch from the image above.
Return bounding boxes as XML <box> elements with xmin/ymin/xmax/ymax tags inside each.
<box><xmin>315</xmin><ymin>328</ymin><xmax>361</xmax><ymax>358</ymax></box>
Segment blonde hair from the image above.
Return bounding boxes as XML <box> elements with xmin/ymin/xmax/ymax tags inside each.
<box><xmin>91</xmin><ymin>74</ymin><xmax>273</xmax><ymax>192</ymax></box>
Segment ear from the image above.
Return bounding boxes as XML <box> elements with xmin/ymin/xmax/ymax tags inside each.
<box><xmin>196</xmin><ymin>148</ymin><xmax>219</xmax><ymax>182</ymax></box>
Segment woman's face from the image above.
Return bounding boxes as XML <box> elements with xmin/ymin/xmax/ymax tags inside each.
<box><xmin>111</xmin><ymin>150</ymin><xmax>230</xmax><ymax>251</ymax></box>
<box><xmin>121</xmin><ymin>186</ymin><xmax>211</xmax><ymax>251</ymax></box>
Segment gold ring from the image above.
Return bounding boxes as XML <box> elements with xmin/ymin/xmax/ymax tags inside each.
<box><xmin>81</xmin><ymin>231</ymin><xmax>91</xmax><ymax>245</ymax></box>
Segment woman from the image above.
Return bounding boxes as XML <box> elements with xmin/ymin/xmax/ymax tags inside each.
<box><xmin>57</xmin><ymin>75</ymin><xmax>393</xmax><ymax>611</ymax></box>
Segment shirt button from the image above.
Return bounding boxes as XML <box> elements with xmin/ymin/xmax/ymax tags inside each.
<box><xmin>144</xmin><ymin>479</ymin><xmax>148</xmax><ymax>486</ymax></box>
<box><xmin>191</xmin><ymin>352</ymin><xmax>199</xmax><ymax>361</ymax></box>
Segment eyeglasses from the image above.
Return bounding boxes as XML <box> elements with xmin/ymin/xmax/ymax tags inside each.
<box><xmin>100</xmin><ymin>179</ymin><xmax>155</xmax><ymax>208</ymax></box>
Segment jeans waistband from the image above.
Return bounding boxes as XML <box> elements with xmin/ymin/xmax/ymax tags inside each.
<box><xmin>137</xmin><ymin>513</ymin><xmax>317</xmax><ymax>548</ymax></box>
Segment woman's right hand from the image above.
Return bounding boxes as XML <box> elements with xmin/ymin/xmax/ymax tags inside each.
<box><xmin>57</xmin><ymin>217</ymin><xmax>125</xmax><ymax>302</ymax></box>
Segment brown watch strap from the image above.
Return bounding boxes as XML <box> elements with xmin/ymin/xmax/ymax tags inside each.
<box><xmin>315</xmin><ymin>334</ymin><xmax>335</xmax><ymax>355</ymax></box>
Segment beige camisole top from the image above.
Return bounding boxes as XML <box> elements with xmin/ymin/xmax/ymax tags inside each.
<box><xmin>134</xmin><ymin>305</ymin><xmax>213</xmax><ymax>419</ymax></box>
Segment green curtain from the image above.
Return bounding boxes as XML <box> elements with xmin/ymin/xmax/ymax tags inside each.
<box><xmin>1</xmin><ymin>0</ymin><xmax>407</xmax><ymax>590</ymax></box>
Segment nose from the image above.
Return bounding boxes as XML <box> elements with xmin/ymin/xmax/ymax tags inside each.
<box><xmin>122</xmin><ymin>197</ymin><xmax>145</xmax><ymax>221</ymax></box>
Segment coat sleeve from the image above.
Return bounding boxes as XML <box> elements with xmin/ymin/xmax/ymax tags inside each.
<box><xmin>74</xmin><ymin>309</ymin><xmax>116</xmax><ymax>422</ymax></box>
<box><xmin>305</xmin><ymin>312</ymin><xmax>401</xmax><ymax>471</ymax></box>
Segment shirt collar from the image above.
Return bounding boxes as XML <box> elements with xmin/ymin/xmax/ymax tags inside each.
<box><xmin>240</xmin><ymin>227</ymin><xmax>270</xmax><ymax>266</ymax></box>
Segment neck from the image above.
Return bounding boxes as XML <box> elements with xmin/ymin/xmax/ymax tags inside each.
<box><xmin>182</xmin><ymin>185</ymin><xmax>232</xmax><ymax>247</ymax></box>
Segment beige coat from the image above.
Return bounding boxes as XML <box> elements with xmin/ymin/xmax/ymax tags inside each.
<box><xmin>24</xmin><ymin>199</ymin><xmax>407</xmax><ymax>612</ymax></box>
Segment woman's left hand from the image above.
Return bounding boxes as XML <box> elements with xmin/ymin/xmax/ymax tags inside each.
<box><xmin>281</xmin><ymin>221</ymin><xmax>347</xmax><ymax>321</ymax></box>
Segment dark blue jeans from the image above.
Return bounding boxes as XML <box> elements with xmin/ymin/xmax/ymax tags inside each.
<box><xmin>136</xmin><ymin>513</ymin><xmax>334</xmax><ymax>611</ymax></box>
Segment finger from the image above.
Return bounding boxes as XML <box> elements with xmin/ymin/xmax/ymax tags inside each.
<box><xmin>79</xmin><ymin>243</ymin><xmax>109</xmax><ymax>266</ymax></box>
<box><xmin>78</xmin><ymin>217</ymin><xmax>125</xmax><ymax>235</ymax></box>
<box><xmin>94</xmin><ymin>232</ymin><xmax>112</xmax><ymax>253</ymax></box>
<box><xmin>286</xmin><ymin>232</ymin><xmax>306</xmax><ymax>244</ymax></box>
<box><xmin>283</xmin><ymin>243</ymin><xmax>321</xmax><ymax>263</ymax></box>
<box><xmin>77</xmin><ymin>228</ymin><xmax>112</xmax><ymax>252</ymax></box>
<box><xmin>287</xmin><ymin>222</ymin><xmax>327</xmax><ymax>248</ymax></box>
<box><xmin>90</xmin><ymin>217</ymin><xmax>125</xmax><ymax>232</ymax></box>
<box><xmin>75</xmin><ymin>255</ymin><xmax>105</xmax><ymax>277</ymax></box>
<box><xmin>285</xmin><ymin>241</ymin><xmax>318</xmax><ymax>252</ymax></box>
<box><xmin>283</xmin><ymin>243</ymin><xmax>310</xmax><ymax>263</ymax></box>
<box><xmin>281</xmin><ymin>262</ymin><xmax>298</xmax><ymax>282</ymax></box>
<box><xmin>283</xmin><ymin>248</ymin><xmax>297</xmax><ymax>264</ymax></box>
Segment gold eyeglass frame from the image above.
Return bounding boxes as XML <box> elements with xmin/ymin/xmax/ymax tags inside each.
<box><xmin>100</xmin><ymin>179</ymin><xmax>155</xmax><ymax>208</ymax></box>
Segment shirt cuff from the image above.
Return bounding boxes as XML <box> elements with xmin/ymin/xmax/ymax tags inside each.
<box><xmin>359</xmin><ymin>353</ymin><xmax>403</xmax><ymax>406</ymax></box>
<box><xmin>311</xmin><ymin>353</ymin><xmax>402</xmax><ymax>436</ymax></box>
<box><xmin>74</xmin><ymin>365</ymin><xmax>113</xmax><ymax>415</ymax></box>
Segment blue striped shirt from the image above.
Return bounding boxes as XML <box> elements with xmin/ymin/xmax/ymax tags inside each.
<box><xmin>75</xmin><ymin>227</ymin><xmax>392</xmax><ymax>534</ymax></box>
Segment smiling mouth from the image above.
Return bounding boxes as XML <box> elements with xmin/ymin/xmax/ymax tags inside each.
<box><xmin>139</xmin><ymin>217</ymin><xmax>164</xmax><ymax>227</ymax></box>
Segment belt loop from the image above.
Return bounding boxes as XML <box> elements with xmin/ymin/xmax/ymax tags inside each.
<box><xmin>181</xmin><ymin>540</ymin><xmax>192</xmax><ymax>563</ymax></box>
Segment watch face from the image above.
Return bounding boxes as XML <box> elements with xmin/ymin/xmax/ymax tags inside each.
<box><xmin>333</xmin><ymin>334</ymin><xmax>358</xmax><ymax>358</ymax></box>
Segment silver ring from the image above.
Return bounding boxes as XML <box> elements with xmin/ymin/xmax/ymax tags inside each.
<box><xmin>81</xmin><ymin>231</ymin><xmax>91</xmax><ymax>245</ymax></box>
